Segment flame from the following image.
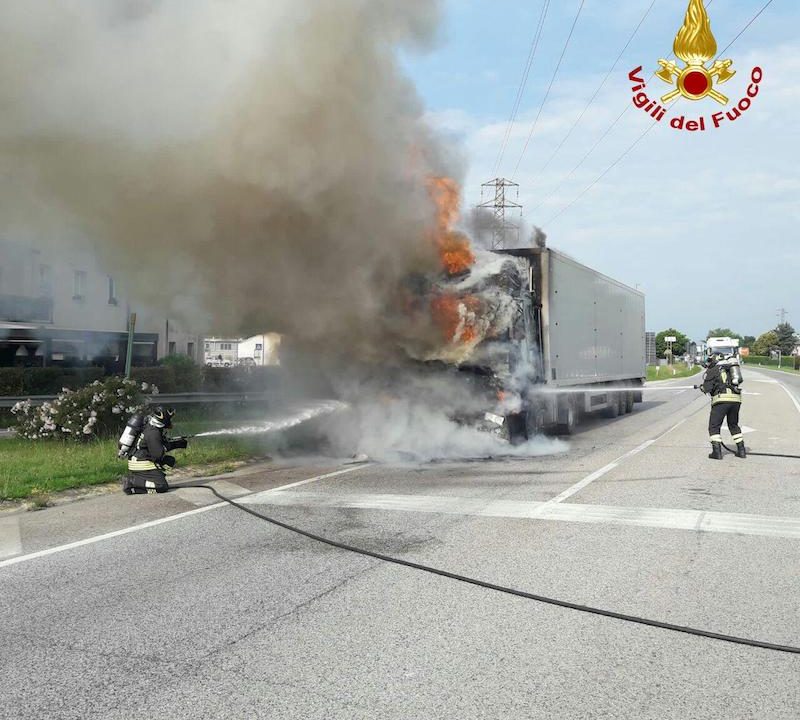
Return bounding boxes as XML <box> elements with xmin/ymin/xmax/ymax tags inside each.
<box><xmin>427</xmin><ymin>176</ymin><xmax>475</xmax><ymax>276</ymax></box>
<box><xmin>673</xmin><ymin>0</ymin><xmax>717</xmax><ymax>65</ymax></box>
<box><xmin>431</xmin><ymin>293</ymin><xmax>481</xmax><ymax>346</ymax></box>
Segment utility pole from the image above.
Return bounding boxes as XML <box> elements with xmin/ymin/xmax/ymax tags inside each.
<box><xmin>124</xmin><ymin>312</ymin><xmax>136</xmax><ymax>379</ymax></box>
<box><xmin>777</xmin><ymin>308</ymin><xmax>788</xmax><ymax>323</ymax></box>
<box><xmin>478</xmin><ymin>178</ymin><xmax>523</xmax><ymax>250</ymax></box>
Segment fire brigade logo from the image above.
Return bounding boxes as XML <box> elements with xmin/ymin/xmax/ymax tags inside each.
<box><xmin>655</xmin><ymin>0</ymin><xmax>735</xmax><ymax>104</ymax></box>
<box><xmin>628</xmin><ymin>0</ymin><xmax>763</xmax><ymax>132</ymax></box>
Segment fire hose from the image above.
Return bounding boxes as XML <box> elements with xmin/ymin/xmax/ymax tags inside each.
<box><xmin>171</xmin><ymin>480</ymin><xmax>800</xmax><ymax>655</ymax></box>
<box><xmin>719</xmin><ymin>442</ymin><xmax>800</xmax><ymax>460</ymax></box>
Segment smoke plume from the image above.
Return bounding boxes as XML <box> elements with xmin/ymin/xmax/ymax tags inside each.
<box><xmin>0</xmin><ymin>0</ymin><xmax>451</xmax><ymax>358</ymax></box>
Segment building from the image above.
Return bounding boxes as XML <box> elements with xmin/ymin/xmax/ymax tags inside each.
<box><xmin>204</xmin><ymin>337</ymin><xmax>241</xmax><ymax>366</ymax></box>
<box><xmin>238</xmin><ymin>333</ymin><xmax>281</xmax><ymax>366</ymax></box>
<box><xmin>0</xmin><ymin>238</ymin><xmax>202</xmax><ymax>369</ymax></box>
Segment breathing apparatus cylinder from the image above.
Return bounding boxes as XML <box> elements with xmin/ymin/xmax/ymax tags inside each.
<box><xmin>118</xmin><ymin>413</ymin><xmax>145</xmax><ymax>459</ymax></box>
<box><xmin>719</xmin><ymin>356</ymin><xmax>743</xmax><ymax>391</ymax></box>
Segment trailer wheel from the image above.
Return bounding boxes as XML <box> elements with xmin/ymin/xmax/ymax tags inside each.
<box><xmin>624</xmin><ymin>391</ymin><xmax>634</xmax><ymax>414</ymax></box>
<box><xmin>603</xmin><ymin>394</ymin><xmax>619</xmax><ymax>419</ymax></box>
<box><xmin>555</xmin><ymin>398</ymin><xmax>578</xmax><ymax>435</ymax></box>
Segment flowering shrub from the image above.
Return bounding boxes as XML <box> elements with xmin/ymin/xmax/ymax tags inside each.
<box><xmin>11</xmin><ymin>377</ymin><xmax>160</xmax><ymax>441</ymax></box>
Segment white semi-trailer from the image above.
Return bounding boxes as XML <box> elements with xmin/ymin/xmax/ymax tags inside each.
<box><xmin>472</xmin><ymin>245</ymin><xmax>646</xmax><ymax>439</ymax></box>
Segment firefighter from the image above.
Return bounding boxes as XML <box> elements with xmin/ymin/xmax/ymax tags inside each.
<box><xmin>698</xmin><ymin>354</ymin><xmax>745</xmax><ymax>460</ymax></box>
<box><xmin>122</xmin><ymin>407</ymin><xmax>188</xmax><ymax>494</ymax></box>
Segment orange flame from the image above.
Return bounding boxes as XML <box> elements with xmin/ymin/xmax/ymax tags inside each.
<box><xmin>431</xmin><ymin>293</ymin><xmax>481</xmax><ymax>346</ymax></box>
<box><xmin>427</xmin><ymin>176</ymin><xmax>475</xmax><ymax>276</ymax></box>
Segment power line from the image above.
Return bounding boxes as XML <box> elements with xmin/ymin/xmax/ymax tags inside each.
<box><xmin>493</xmin><ymin>0</ymin><xmax>551</xmax><ymax>177</ymax></box>
<box><xmin>511</xmin><ymin>0</ymin><xmax>586</xmax><ymax>179</ymax></box>
<box><xmin>542</xmin><ymin>118</ymin><xmax>659</xmax><ymax>226</ymax></box>
<box><xmin>537</xmin><ymin>0</ymin><xmax>775</xmax><ymax>226</ymax></box>
<box><xmin>715</xmin><ymin>0</ymin><xmax>774</xmax><ymax>58</ymax></box>
<box><xmin>539</xmin><ymin>0</ymin><xmax>658</xmax><ymax>174</ymax></box>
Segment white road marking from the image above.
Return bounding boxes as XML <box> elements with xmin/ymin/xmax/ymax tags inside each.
<box><xmin>250</xmin><ymin>490</ymin><xmax>800</xmax><ymax>539</ymax></box>
<box><xmin>174</xmin><ymin>480</ymin><xmax>252</xmax><ymax>507</ymax></box>
<box><xmin>0</xmin><ymin>465</ymin><xmax>367</xmax><ymax>569</ymax></box>
<box><xmin>740</xmin><ymin>425</ymin><xmax>758</xmax><ymax>434</ymax></box>
<box><xmin>243</xmin><ymin>464</ymin><xmax>372</xmax><ymax>501</ymax></box>
<box><xmin>537</xmin><ymin>417</ymin><xmax>689</xmax><ymax>507</ymax></box>
<box><xmin>0</xmin><ymin>516</ymin><xmax>22</xmax><ymax>559</ymax></box>
<box><xmin>777</xmin><ymin>382</ymin><xmax>800</xmax><ymax>415</ymax></box>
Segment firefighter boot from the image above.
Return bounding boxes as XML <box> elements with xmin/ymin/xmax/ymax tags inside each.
<box><xmin>708</xmin><ymin>441</ymin><xmax>723</xmax><ymax>460</ymax></box>
<box><xmin>735</xmin><ymin>441</ymin><xmax>747</xmax><ymax>459</ymax></box>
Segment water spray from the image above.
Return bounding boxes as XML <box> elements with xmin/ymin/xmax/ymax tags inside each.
<box><xmin>193</xmin><ymin>400</ymin><xmax>348</xmax><ymax>438</ymax></box>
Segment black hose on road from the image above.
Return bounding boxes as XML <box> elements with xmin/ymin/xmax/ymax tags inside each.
<box><xmin>720</xmin><ymin>442</ymin><xmax>800</xmax><ymax>459</ymax></box>
<box><xmin>171</xmin><ymin>481</ymin><xmax>800</xmax><ymax>656</ymax></box>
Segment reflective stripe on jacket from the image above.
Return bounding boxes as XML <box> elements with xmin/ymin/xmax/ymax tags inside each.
<box><xmin>128</xmin><ymin>458</ymin><xmax>159</xmax><ymax>471</ymax></box>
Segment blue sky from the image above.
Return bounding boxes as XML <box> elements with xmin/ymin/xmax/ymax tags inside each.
<box><xmin>403</xmin><ymin>0</ymin><xmax>799</xmax><ymax>342</ymax></box>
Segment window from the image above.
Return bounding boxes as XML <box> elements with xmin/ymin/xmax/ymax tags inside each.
<box><xmin>73</xmin><ymin>270</ymin><xmax>87</xmax><ymax>301</ymax></box>
<box><xmin>107</xmin><ymin>276</ymin><xmax>117</xmax><ymax>305</ymax></box>
<box><xmin>39</xmin><ymin>265</ymin><xmax>53</xmax><ymax>296</ymax></box>
<box><xmin>204</xmin><ymin>342</ymin><xmax>210</xmax><ymax>351</ymax></box>
<box><xmin>187</xmin><ymin>342</ymin><xmax>195</xmax><ymax>359</ymax></box>
<box><xmin>168</xmin><ymin>341</ymin><xmax>176</xmax><ymax>355</ymax></box>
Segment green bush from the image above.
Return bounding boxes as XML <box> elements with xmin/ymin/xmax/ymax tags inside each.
<box><xmin>131</xmin><ymin>367</ymin><xmax>177</xmax><ymax>393</ymax></box>
<box><xmin>22</xmin><ymin>367</ymin><xmax>104</xmax><ymax>395</ymax></box>
<box><xmin>10</xmin><ymin>376</ymin><xmax>155</xmax><ymax>441</ymax></box>
<box><xmin>160</xmin><ymin>354</ymin><xmax>201</xmax><ymax>391</ymax></box>
<box><xmin>0</xmin><ymin>368</ymin><xmax>24</xmax><ymax>395</ymax></box>
<box><xmin>742</xmin><ymin>355</ymin><xmax>797</xmax><ymax>369</ymax></box>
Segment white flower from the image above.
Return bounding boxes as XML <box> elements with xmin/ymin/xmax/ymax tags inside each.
<box><xmin>151</xmin><ymin>386</ymin><xmax>159</xmax><ymax>395</ymax></box>
<box><xmin>111</xmin><ymin>406</ymin><xmax>121</xmax><ymax>415</ymax></box>
<box><xmin>90</xmin><ymin>410</ymin><xmax>97</xmax><ymax>417</ymax></box>
<box><xmin>141</xmin><ymin>382</ymin><xmax>149</xmax><ymax>391</ymax></box>
<box><xmin>82</xmin><ymin>425</ymin><xmax>92</xmax><ymax>434</ymax></box>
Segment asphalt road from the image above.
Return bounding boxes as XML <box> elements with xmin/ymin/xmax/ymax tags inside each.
<box><xmin>2</xmin><ymin>368</ymin><xmax>799</xmax><ymax>719</ymax></box>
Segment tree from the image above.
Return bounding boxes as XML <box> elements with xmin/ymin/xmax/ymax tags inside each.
<box><xmin>706</xmin><ymin>327</ymin><xmax>741</xmax><ymax>340</ymax></box>
<box><xmin>753</xmin><ymin>330</ymin><xmax>778</xmax><ymax>356</ymax></box>
<box><xmin>655</xmin><ymin>328</ymin><xmax>689</xmax><ymax>360</ymax></box>
<box><xmin>774</xmin><ymin>322</ymin><xmax>798</xmax><ymax>355</ymax></box>
<box><xmin>741</xmin><ymin>335</ymin><xmax>756</xmax><ymax>348</ymax></box>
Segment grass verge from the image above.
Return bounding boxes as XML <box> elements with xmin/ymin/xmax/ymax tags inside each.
<box><xmin>742</xmin><ymin>363</ymin><xmax>800</xmax><ymax>375</ymax></box>
<box><xmin>0</xmin><ymin>434</ymin><xmax>267</xmax><ymax>502</ymax></box>
<box><xmin>647</xmin><ymin>364</ymin><xmax>701</xmax><ymax>381</ymax></box>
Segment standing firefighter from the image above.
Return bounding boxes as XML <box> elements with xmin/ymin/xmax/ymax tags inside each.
<box><xmin>697</xmin><ymin>354</ymin><xmax>745</xmax><ymax>460</ymax></box>
<box><xmin>120</xmin><ymin>407</ymin><xmax>188</xmax><ymax>494</ymax></box>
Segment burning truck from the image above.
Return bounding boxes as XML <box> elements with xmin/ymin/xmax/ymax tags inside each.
<box><xmin>416</xmin><ymin>178</ymin><xmax>646</xmax><ymax>442</ymax></box>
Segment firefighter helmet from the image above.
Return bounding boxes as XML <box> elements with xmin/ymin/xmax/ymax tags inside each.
<box><xmin>150</xmin><ymin>406</ymin><xmax>175</xmax><ymax>429</ymax></box>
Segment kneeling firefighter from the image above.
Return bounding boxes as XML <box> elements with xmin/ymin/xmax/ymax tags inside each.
<box><xmin>697</xmin><ymin>353</ymin><xmax>745</xmax><ymax>460</ymax></box>
<box><xmin>120</xmin><ymin>407</ymin><xmax>188</xmax><ymax>494</ymax></box>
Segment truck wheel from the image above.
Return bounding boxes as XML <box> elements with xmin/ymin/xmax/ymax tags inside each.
<box><xmin>506</xmin><ymin>413</ymin><xmax>528</xmax><ymax>445</ymax></box>
<box><xmin>625</xmin><ymin>391</ymin><xmax>634</xmax><ymax>414</ymax></box>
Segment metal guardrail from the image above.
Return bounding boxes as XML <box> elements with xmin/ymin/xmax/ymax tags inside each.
<box><xmin>0</xmin><ymin>392</ymin><xmax>274</xmax><ymax>408</ymax></box>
